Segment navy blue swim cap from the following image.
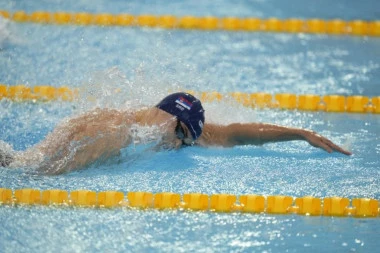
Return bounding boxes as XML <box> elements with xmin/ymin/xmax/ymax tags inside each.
<box><xmin>156</xmin><ymin>92</ymin><xmax>205</xmax><ymax>140</ymax></box>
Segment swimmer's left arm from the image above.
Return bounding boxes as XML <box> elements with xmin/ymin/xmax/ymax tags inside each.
<box><xmin>198</xmin><ymin>123</ymin><xmax>352</xmax><ymax>155</ymax></box>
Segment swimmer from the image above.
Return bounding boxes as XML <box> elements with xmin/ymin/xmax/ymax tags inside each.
<box><xmin>0</xmin><ymin>92</ymin><xmax>351</xmax><ymax>174</ymax></box>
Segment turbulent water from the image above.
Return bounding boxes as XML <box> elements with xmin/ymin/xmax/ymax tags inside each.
<box><xmin>1</xmin><ymin>1</ymin><xmax>380</xmax><ymax>252</ymax></box>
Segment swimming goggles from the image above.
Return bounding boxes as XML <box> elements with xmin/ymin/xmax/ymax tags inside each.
<box><xmin>175</xmin><ymin>119</ymin><xmax>194</xmax><ymax>146</ymax></box>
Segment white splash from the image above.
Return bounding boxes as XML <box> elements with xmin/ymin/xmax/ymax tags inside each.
<box><xmin>0</xmin><ymin>16</ymin><xmax>21</xmax><ymax>49</ymax></box>
<box><xmin>76</xmin><ymin>65</ymin><xmax>181</xmax><ymax>113</ymax></box>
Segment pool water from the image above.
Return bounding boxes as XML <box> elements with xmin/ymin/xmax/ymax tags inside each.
<box><xmin>1</xmin><ymin>0</ymin><xmax>380</xmax><ymax>252</ymax></box>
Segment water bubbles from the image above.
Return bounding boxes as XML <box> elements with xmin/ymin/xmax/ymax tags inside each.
<box><xmin>77</xmin><ymin>66</ymin><xmax>132</xmax><ymax>111</ymax></box>
<box><xmin>75</xmin><ymin>64</ymin><xmax>186</xmax><ymax>114</ymax></box>
<box><xmin>0</xmin><ymin>16</ymin><xmax>11</xmax><ymax>48</ymax></box>
<box><xmin>0</xmin><ymin>16</ymin><xmax>23</xmax><ymax>49</ymax></box>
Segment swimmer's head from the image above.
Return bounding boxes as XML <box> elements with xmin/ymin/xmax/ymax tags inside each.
<box><xmin>156</xmin><ymin>92</ymin><xmax>205</xmax><ymax>140</ymax></box>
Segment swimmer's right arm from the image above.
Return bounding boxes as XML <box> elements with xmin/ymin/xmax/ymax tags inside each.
<box><xmin>34</xmin><ymin>108</ymin><xmax>133</xmax><ymax>174</ymax></box>
<box><xmin>198</xmin><ymin>123</ymin><xmax>352</xmax><ymax>155</ymax></box>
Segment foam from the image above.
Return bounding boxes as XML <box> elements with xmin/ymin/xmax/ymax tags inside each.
<box><xmin>0</xmin><ymin>16</ymin><xmax>23</xmax><ymax>48</ymax></box>
<box><xmin>0</xmin><ymin>16</ymin><xmax>12</xmax><ymax>48</ymax></box>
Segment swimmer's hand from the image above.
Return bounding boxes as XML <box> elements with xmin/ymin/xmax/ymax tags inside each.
<box><xmin>302</xmin><ymin>130</ymin><xmax>352</xmax><ymax>156</ymax></box>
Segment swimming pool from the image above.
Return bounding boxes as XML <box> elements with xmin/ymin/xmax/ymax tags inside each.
<box><xmin>1</xmin><ymin>0</ymin><xmax>380</xmax><ymax>252</ymax></box>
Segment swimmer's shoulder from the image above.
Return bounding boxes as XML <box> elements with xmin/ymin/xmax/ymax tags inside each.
<box><xmin>133</xmin><ymin>107</ymin><xmax>165</xmax><ymax>125</ymax></box>
<box><xmin>197</xmin><ymin>123</ymin><xmax>231</xmax><ymax>147</ymax></box>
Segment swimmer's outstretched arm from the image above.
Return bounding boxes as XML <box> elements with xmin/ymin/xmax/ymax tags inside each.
<box><xmin>198</xmin><ymin>123</ymin><xmax>352</xmax><ymax>155</ymax></box>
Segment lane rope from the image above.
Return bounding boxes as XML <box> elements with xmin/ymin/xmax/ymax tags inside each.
<box><xmin>1</xmin><ymin>10</ymin><xmax>379</xmax><ymax>36</ymax></box>
<box><xmin>0</xmin><ymin>188</ymin><xmax>378</xmax><ymax>217</ymax></box>
<box><xmin>1</xmin><ymin>84</ymin><xmax>379</xmax><ymax>114</ymax></box>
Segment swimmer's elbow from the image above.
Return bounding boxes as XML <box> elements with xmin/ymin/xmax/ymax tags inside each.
<box><xmin>200</xmin><ymin>123</ymin><xmax>262</xmax><ymax>147</ymax></box>
<box><xmin>224</xmin><ymin>123</ymin><xmax>263</xmax><ymax>146</ymax></box>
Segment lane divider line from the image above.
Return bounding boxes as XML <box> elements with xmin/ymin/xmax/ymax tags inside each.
<box><xmin>1</xmin><ymin>10</ymin><xmax>379</xmax><ymax>36</ymax></box>
<box><xmin>1</xmin><ymin>84</ymin><xmax>379</xmax><ymax>114</ymax></box>
<box><xmin>0</xmin><ymin>188</ymin><xmax>379</xmax><ymax>217</ymax></box>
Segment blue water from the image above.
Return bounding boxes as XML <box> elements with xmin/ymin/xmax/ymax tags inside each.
<box><xmin>1</xmin><ymin>0</ymin><xmax>380</xmax><ymax>252</ymax></box>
